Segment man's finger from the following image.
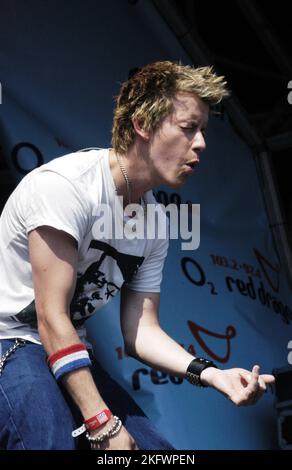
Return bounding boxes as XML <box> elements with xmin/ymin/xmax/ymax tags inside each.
<box><xmin>239</xmin><ymin>365</ymin><xmax>260</xmax><ymax>384</ymax></box>
<box><xmin>258</xmin><ymin>376</ymin><xmax>267</xmax><ymax>392</ymax></box>
<box><xmin>243</xmin><ymin>371</ymin><xmax>275</xmax><ymax>386</ymax></box>
<box><xmin>243</xmin><ymin>365</ymin><xmax>260</xmax><ymax>395</ymax></box>
<box><xmin>252</xmin><ymin>365</ymin><xmax>260</xmax><ymax>379</ymax></box>
<box><xmin>261</xmin><ymin>374</ymin><xmax>275</xmax><ymax>384</ymax></box>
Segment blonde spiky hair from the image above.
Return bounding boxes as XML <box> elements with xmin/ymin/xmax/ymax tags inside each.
<box><xmin>111</xmin><ymin>60</ymin><xmax>229</xmax><ymax>154</ymax></box>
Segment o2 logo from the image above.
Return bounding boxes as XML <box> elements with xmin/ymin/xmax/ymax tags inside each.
<box><xmin>12</xmin><ymin>143</ymin><xmax>44</xmax><ymax>175</ymax></box>
<box><xmin>181</xmin><ymin>256</ymin><xmax>218</xmax><ymax>295</ymax></box>
<box><xmin>288</xmin><ymin>340</ymin><xmax>292</xmax><ymax>364</ymax></box>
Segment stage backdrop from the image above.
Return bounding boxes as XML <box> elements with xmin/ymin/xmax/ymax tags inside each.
<box><xmin>1</xmin><ymin>0</ymin><xmax>291</xmax><ymax>449</ymax></box>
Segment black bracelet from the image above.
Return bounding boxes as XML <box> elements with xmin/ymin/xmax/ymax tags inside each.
<box><xmin>185</xmin><ymin>357</ymin><xmax>218</xmax><ymax>387</ymax></box>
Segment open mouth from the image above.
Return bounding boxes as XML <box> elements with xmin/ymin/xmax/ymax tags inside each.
<box><xmin>185</xmin><ymin>162</ymin><xmax>196</xmax><ymax>170</ymax></box>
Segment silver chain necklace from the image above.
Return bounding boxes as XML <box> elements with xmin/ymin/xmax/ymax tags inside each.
<box><xmin>115</xmin><ymin>153</ymin><xmax>133</xmax><ymax>205</ymax></box>
<box><xmin>114</xmin><ymin>153</ymin><xmax>147</xmax><ymax>217</ymax></box>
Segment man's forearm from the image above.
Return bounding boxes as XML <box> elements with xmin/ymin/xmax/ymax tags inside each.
<box><xmin>125</xmin><ymin>324</ymin><xmax>197</xmax><ymax>378</ymax></box>
<box><xmin>38</xmin><ymin>314</ymin><xmax>110</xmax><ymax>421</ymax></box>
<box><xmin>126</xmin><ymin>325</ymin><xmax>218</xmax><ymax>386</ymax></box>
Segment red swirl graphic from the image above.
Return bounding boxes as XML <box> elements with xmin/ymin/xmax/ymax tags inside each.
<box><xmin>187</xmin><ymin>320</ymin><xmax>236</xmax><ymax>363</ymax></box>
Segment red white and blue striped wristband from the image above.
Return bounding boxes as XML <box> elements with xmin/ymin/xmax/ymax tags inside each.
<box><xmin>47</xmin><ymin>343</ymin><xmax>91</xmax><ymax>381</ymax></box>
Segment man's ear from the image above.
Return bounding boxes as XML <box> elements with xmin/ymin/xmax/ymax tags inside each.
<box><xmin>132</xmin><ymin>118</ymin><xmax>150</xmax><ymax>141</ymax></box>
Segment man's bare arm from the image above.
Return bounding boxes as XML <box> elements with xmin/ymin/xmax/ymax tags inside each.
<box><xmin>121</xmin><ymin>287</ymin><xmax>196</xmax><ymax>376</ymax></box>
<box><xmin>28</xmin><ymin>226</ymin><xmax>136</xmax><ymax>449</ymax></box>
<box><xmin>121</xmin><ymin>286</ymin><xmax>274</xmax><ymax>405</ymax></box>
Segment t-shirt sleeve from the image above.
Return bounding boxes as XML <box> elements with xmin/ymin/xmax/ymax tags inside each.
<box><xmin>125</xmin><ymin>235</ymin><xmax>169</xmax><ymax>293</ymax></box>
<box><xmin>25</xmin><ymin>170</ymin><xmax>89</xmax><ymax>248</ymax></box>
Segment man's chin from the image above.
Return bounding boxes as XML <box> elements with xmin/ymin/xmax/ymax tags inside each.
<box><xmin>168</xmin><ymin>182</ymin><xmax>184</xmax><ymax>190</ymax></box>
<box><xmin>167</xmin><ymin>176</ymin><xmax>186</xmax><ymax>190</ymax></box>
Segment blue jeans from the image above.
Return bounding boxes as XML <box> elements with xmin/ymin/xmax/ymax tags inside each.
<box><xmin>0</xmin><ymin>339</ymin><xmax>175</xmax><ymax>450</ymax></box>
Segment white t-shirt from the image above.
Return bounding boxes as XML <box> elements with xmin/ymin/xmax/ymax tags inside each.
<box><xmin>0</xmin><ymin>149</ymin><xmax>169</xmax><ymax>344</ymax></box>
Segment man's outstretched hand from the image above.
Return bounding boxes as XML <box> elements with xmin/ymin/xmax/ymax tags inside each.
<box><xmin>201</xmin><ymin>365</ymin><xmax>275</xmax><ymax>406</ymax></box>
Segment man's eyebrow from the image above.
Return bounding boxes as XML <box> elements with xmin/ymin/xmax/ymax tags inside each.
<box><xmin>180</xmin><ymin>115</ymin><xmax>209</xmax><ymax>127</ymax></box>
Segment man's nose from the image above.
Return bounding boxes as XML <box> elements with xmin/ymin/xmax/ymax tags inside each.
<box><xmin>192</xmin><ymin>131</ymin><xmax>206</xmax><ymax>153</ymax></box>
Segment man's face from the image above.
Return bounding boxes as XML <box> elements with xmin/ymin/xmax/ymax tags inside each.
<box><xmin>147</xmin><ymin>92</ymin><xmax>209</xmax><ymax>188</ymax></box>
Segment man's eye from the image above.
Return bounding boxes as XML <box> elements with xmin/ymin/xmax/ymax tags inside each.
<box><xmin>180</xmin><ymin>125</ymin><xmax>207</xmax><ymax>136</ymax></box>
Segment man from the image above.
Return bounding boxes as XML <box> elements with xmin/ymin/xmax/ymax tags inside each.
<box><xmin>0</xmin><ymin>61</ymin><xmax>274</xmax><ymax>450</ymax></box>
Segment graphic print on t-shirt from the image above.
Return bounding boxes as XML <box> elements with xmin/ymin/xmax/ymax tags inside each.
<box><xmin>13</xmin><ymin>241</ymin><xmax>144</xmax><ymax>329</ymax></box>
<box><xmin>70</xmin><ymin>240</ymin><xmax>144</xmax><ymax>327</ymax></box>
